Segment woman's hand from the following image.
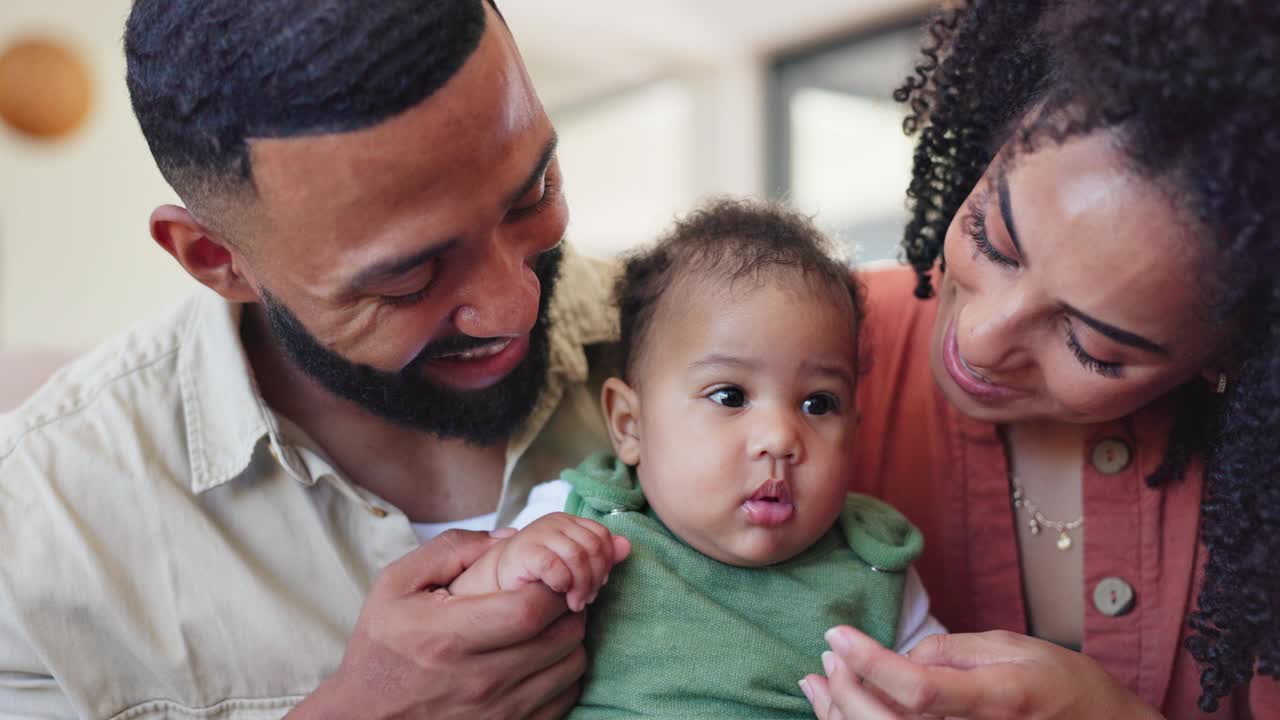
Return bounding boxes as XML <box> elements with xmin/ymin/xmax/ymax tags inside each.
<box><xmin>800</xmin><ymin>627</ymin><xmax>1165</xmax><ymax>720</ymax></box>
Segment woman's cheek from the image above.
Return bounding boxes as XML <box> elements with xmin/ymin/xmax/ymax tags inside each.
<box><xmin>1046</xmin><ymin>372</ymin><xmax>1161</xmax><ymax>424</ymax></box>
<box><xmin>940</xmin><ymin>224</ymin><xmax>971</xmax><ymax>280</ymax></box>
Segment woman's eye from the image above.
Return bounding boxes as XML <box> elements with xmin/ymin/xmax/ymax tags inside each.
<box><xmin>965</xmin><ymin>193</ymin><xmax>1018</xmax><ymax>268</ymax></box>
<box><xmin>802</xmin><ymin>393</ymin><xmax>839</xmax><ymax>416</ymax></box>
<box><xmin>708</xmin><ymin>387</ymin><xmax>746</xmax><ymax>408</ymax></box>
<box><xmin>1064</xmin><ymin>323</ymin><xmax>1123</xmax><ymax>379</ymax></box>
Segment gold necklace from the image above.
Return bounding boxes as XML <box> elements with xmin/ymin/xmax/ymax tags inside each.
<box><xmin>1010</xmin><ymin>477</ymin><xmax>1083</xmax><ymax>551</ymax></box>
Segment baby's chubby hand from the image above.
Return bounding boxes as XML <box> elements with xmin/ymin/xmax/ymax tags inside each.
<box><xmin>492</xmin><ymin>513</ymin><xmax>631</xmax><ymax>612</ymax></box>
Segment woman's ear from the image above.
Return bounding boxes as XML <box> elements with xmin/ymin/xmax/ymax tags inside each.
<box><xmin>601</xmin><ymin>377</ymin><xmax>642</xmax><ymax>465</ymax></box>
<box><xmin>150</xmin><ymin>204</ymin><xmax>258</xmax><ymax>303</ymax></box>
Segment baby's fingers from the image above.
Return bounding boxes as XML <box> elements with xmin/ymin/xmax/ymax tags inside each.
<box><xmin>514</xmin><ymin>514</ymin><xmax>631</xmax><ymax>611</ymax></box>
<box><xmin>610</xmin><ymin>535</ymin><xmax>631</xmax><ymax>564</ymax></box>
<box><xmin>558</xmin><ymin>518</ymin><xmax>620</xmax><ymax>594</ymax></box>
<box><xmin>542</xmin><ymin>534</ymin><xmax>603</xmax><ymax>611</ymax></box>
<box><xmin>519</xmin><ymin>546</ymin><xmax>575</xmax><ymax>597</ymax></box>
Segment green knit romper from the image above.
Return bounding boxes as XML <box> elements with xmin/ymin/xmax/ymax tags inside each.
<box><xmin>561</xmin><ymin>453</ymin><xmax>924</xmax><ymax>719</ymax></box>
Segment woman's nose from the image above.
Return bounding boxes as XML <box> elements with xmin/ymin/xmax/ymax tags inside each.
<box><xmin>956</xmin><ymin>288</ymin><xmax>1033</xmax><ymax>372</ymax></box>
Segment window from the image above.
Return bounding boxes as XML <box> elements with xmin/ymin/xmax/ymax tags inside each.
<box><xmin>770</xmin><ymin>21</ymin><xmax>926</xmax><ymax>264</ymax></box>
<box><xmin>552</xmin><ymin>80</ymin><xmax>695</xmax><ymax>258</ymax></box>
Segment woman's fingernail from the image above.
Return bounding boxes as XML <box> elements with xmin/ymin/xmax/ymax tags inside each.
<box><xmin>798</xmin><ymin>678</ymin><xmax>814</xmax><ymax>703</ymax></box>
<box><xmin>822</xmin><ymin>650</ymin><xmax>838</xmax><ymax>676</ymax></box>
<box><xmin>825</xmin><ymin>626</ymin><xmax>853</xmax><ymax>654</ymax></box>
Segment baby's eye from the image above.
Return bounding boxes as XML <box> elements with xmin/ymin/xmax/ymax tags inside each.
<box><xmin>708</xmin><ymin>387</ymin><xmax>746</xmax><ymax>408</ymax></box>
<box><xmin>801</xmin><ymin>393</ymin><xmax>839</xmax><ymax>416</ymax></box>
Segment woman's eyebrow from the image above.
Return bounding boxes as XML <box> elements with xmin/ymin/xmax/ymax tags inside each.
<box><xmin>997</xmin><ymin>167</ymin><xmax>1026</xmax><ymax>264</ymax></box>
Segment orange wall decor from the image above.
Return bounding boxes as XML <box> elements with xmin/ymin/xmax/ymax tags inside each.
<box><xmin>0</xmin><ymin>37</ymin><xmax>93</xmax><ymax>140</ymax></box>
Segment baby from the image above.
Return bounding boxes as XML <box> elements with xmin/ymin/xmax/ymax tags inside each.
<box><xmin>450</xmin><ymin>198</ymin><xmax>942</xmax><ymax>717</ymax></box>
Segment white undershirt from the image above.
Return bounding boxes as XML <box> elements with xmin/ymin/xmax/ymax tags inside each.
<box><xmin>412</xmin><ymin>480</ymin><xmax>946</xmax><ymax>653</ymax></box>
<box><xmin>410</xmin><ymin>511</ymin><xmax>499</xmax><ymax>540</ymax></box>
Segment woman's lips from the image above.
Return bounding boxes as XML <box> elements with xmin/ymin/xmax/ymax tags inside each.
<box><xmin>743</xmin><ymin>479</ymin><xmax>795</xmax><ymax>527</ymax></box>
<box><xmin>942</xmin><ymin>321</ymin><xmax>1016</xmax><ymax>400</ymax></box>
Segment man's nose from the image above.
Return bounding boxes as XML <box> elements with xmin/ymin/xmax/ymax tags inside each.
<box><xmin>451</xmin><ymin>235</ymin><xmax>554</xmax><ymax>339</ymax></box>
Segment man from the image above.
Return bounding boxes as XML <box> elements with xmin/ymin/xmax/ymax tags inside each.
<box><xmin>0</xmin><ymin>1</ymin><xmax>622</xmax><ymax>717</ymax></box>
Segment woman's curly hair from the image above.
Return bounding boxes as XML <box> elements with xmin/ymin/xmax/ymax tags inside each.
<box><xmin>896</xmin><ymin>0</ymin><xmax>1280</xmax><ymax>710</ymax></box>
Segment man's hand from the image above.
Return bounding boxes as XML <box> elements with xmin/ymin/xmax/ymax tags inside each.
<box><xmin>287</xmin><ymin>529</ymin><xmax>587</xmax><ymax>720</ymax></box>
<box><xmin>800</xmin><ymin>627</ymin><xmax>1166</xmax><ymax>720</ymax></box>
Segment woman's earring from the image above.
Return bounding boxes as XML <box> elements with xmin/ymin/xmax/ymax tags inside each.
<box><xmin>1215</xmin><ymin>372</ymin><xmax>1228</xmax><ymax>394</ymax></box>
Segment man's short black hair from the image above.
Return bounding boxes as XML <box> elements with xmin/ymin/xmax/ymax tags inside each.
<box><xmin>125</xmin><ymin>0</ymin><xmax>497</xmax><ymax>224</ymax></box>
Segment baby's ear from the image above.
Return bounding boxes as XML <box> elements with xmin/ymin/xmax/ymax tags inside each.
<box><xmin>601</xmin><ymin>377</ymin><xmax>642</xmax><ymax>465</ymax></box>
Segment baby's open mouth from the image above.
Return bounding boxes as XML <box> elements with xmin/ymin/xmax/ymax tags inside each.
<box><xmin>742</xmin><ymin>479</ymin><xmax>795</xmax><ymax>526</ymax></box>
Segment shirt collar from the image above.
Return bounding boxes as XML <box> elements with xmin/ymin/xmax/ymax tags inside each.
<box><xmin>177</xmin><ymin>287</ymin><xmax>295</xmax><ymax>494</ymax></box>
<box><xmin>178</xmin><ymin>243</ymin><xmax>619</xmax><ymax>496</ymax></box>
<box><xmin>542</xmin><ymin>244</ymin><xmax>619</xmax><ymax>386</ymax></box>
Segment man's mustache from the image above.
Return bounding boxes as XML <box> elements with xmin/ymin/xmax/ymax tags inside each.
<box><xmin>409</xmin><ymin>333</ymin><xmax>510</xmax><ymax>367</ymax></box>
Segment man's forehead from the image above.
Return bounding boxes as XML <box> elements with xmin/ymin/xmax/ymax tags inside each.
<box><xmin>248</xmin><ymin>12</ymin><xmax>533</xmax><ymax>180</ymax></box>
<box><xmin>243</xmin><ymin>27</ymin><xmax>544</xmax><ymax>224</ymax></box>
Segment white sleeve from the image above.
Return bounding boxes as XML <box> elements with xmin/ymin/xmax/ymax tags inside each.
<box><xmin>893</xmin><ymin>566</ymin><xmax>948</xmax><ymax>653</ymax></box>
<box><xmin>507</xmin><ymin>479</ymin><xmax>574</xmax><ymax>529</ymax></box>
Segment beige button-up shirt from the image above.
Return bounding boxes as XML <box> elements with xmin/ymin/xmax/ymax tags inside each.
<box><xmin>0</xmin><ymin>247</ymin><xmax>619</xmax><ymax>719</ymax></box>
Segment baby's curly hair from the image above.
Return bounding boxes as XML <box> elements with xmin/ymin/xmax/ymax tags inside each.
<box><xmin>615</xmin><ymin>198</ymin><xmax>863</xmax><ymax>382</ymax></box>
<box><xmin>897</xmin><ymin>0</ymin><xmax>1279</xmax><ymax>709</ymax></box>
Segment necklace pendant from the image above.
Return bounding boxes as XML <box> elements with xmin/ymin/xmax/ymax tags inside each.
<box><xmin>1056</xmin><ymin>530</ymin><xmax>1073</xmax><ymax>551</ymax></box>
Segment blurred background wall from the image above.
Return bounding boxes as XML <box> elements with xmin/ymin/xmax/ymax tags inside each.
<box><xmin>0</xmin><ymin>0</ymin><xmax>936</xmax><ymax>352</ymax></box>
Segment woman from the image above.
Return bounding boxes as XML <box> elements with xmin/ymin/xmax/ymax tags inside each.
<box><xmin>801</xmin><ymin>1</ymin><xmax>1279</xmax><ymax>718</ymax></box>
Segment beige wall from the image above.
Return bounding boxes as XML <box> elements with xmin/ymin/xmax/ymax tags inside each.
<box><xmin>0</xmin><ymin>0</ymin><xmax>191</xmax><ymax>352</ymax></box>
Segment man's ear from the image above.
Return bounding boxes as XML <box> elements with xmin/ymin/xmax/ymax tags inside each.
<box><xmin>150</xmin><ymin>204</ymin><xmax>257</xmax><ymax>303</ymax></box>
<box><xmin>601</xmin><ymin>376</ymin><xmax>642</xmax><ymax>465</ymax></box>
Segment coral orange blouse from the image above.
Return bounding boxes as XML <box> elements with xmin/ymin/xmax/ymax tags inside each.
<box><xmin>850</xmin><ymin>267</ymin><xmax>1279</xmax><ymax>719</ymax></box>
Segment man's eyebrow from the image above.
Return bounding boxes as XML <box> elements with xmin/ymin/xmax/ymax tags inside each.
<box><xmin>347</xmin><ymin>238</ymin><xmax>460</xmax><ymax>292</ymax></box>
<box><xmin>1065</xmin><ymin>304</ymin><xmax>1170</xmax><ymax>356</ymax></box>
<box><xmin>997</xmin><ymin>166</ymin><xmax>1026</xmax><ymax>265</ymax></box>
<box><xmin>507</xmin><ymin>135</ymin><xmax>558</xmax><ymax>208</ymax></box>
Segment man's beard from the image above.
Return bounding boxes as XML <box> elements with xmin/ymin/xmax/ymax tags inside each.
<box><xmin>260</xmin><ymin>247</ymin><xmax>562</xmax><ymax>446</ymax></box>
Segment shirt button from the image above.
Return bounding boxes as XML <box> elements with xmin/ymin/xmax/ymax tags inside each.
<box><xmin>1091</xmin><ymin>438</ymin><xmax>1132</xmax><ymax>475</ymax></box>
<box><xmin>1093</xmin><ymin>577</ymin><xmax>1136</xmax><ymax>617</ymax></box>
